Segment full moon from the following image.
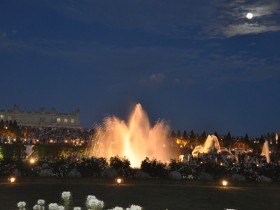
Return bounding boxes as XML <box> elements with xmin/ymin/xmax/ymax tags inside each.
<box><xmin>246</xmin><ymin>12</ymin><xmax>253</xmax><ymax>19</ymax></box>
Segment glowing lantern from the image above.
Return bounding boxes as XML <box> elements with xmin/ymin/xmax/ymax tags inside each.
<box><xmin>29</xmin><ymin>158</ymin><xmax>36</xmax><ymax>164</ymax></box>
<box><xmin>116</xmin><ymin>178</ymin><xmax>123</xmax><ymax>184</ymax></box>
<box><xmin>222</xmin><ymin>180</ymin><xmax>228</xmax><ymax>187</ymax></box>
<box><xmin>9</xmin><ymin>176</ymin><xmax>16</xmax><ymax>183</ymax></box>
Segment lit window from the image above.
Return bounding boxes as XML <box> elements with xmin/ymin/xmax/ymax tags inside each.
<box><xmin>57</xmin><ymin>118</ymin><xmax>61</xmax><ymax>123</ymax></box>
<box><xmin>0</xmin><ymin>114</ymin><xmax>4</xmax><ymax>119</ymax></box>
<box><xmin>71</xmin><ymin>119</ymin><xmax>75</xmax><ymax>123</ymax></box>
<box><xmin>64</xmin><ymin>119</ymin><xmax>68</xmax><ymax>123</ymax></box>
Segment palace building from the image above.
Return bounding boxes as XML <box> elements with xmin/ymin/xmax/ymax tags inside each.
<box><xmin>0</xmin><ymin>105</ymin><xmax>80</xmax><ymax>128</ymax></box>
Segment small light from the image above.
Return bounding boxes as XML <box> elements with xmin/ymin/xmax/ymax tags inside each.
<box><xmin>116</xmin><ymin>178</ymin><xmax>123</xmax><ymax>184</ymax></box>
<box><xmin>29</xmin><ymin>158</ymin><xmax>36</xmax><ymax>164</ymax></box>
<box><xmin>222</xmin><ymin>180</ymin><xmax>228</xmax><ymax>187</ymax></box>
<box><xmin>9</xmin><ymin>177</ymin><xmax>16</xmax><ymax>183</ymax></box>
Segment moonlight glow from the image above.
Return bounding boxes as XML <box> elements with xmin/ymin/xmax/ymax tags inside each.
<box><xmin>246</xmin><ymin>12</ymin><xmax>254</xmax><ymax>19</ymax></box>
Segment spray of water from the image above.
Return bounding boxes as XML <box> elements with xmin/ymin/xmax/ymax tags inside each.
<box><xmin>86</xmin><ymin>103</ymin><xmax>172</xmax><ymax>168</ymax></box>
<box><xmin>261</xmin><ymin>140</ymin><xmax>270</xmax><ymax>163</ymax></box>
<box><xmin>192</xmin><ymin>135</ymin><xmax>221</xmax><ymax>157</ymax></box>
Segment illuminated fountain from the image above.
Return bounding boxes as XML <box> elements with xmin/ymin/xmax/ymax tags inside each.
<box><xmin>86</xmin><ymin>103</ymin><xmax>172</xmax><ymax>168</ymax></box>
<box><xmin>261</xmin><ymin>140</ymin><xmax>270</xmax><ymax>163</ymax></box>
<box><xmin>192</xmin><ymin>135</ymin><xmax>221</xmax><ymax>157</ymax></box>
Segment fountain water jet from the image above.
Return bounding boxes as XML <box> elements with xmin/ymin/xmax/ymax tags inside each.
<box><xmin>192</xmin><ymin>135</ymin><xmax>221</xmax><ymax>157</ymax></box>
<box><xmin>261</xmin><ymin>140</ymin><xmax>270</xmax><ymax>163</ymax></box>
<box><xmin>86</xmin><ymin>103</ymin><xmax>172</xmax><ymax>168</ymax></box>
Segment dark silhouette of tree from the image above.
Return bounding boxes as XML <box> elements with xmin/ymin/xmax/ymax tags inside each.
<box><xmin>197</xmin><ymin>131</ymin><xmax>207</xmax><ymax>144</ymax></box>
<box><xmin>177</xmin><ymin>130</ymin><xmax>181</xmax><ymax>138</ymax></box>
<box><xmin>224</xmin><ymin>132</ymin><xmax>232</xmax><ymax>148</ymax></box>
<box><xmin>259</xmin><ymin>135</ymin><xmax>265</xmax><ymax>144</ymax></box>
<box><xmin>0</xmin><ymin>120</ymin><xmax>4</xmax><ymax>129</ymax></box>
<box><xmin>190</xmin><ymin>130</ymin><xmax>195</xmax><ymax>139</ymax></box>
<box><xmin>171</xmin><ymin>130</ymin><xmax>176</xmax><ymax>138</ymax></box>
<box><xmin>182</xmin><ymin>130</ymin><xmax>187</xmax><ymax>139</ymax></box>
<box><xmin>214</xmin><ymin>131</ymin><xmax>219</xmax><ymax>139</ymax></box>
<box><xmin>201</xmin><ymin>131</ymin><xmax>207</xmax><ymax>139</ymax></box>
<box><xmin>244</xmin><ymin>133</ymin><xmax>249</xmax><ymax>142</ymax></box>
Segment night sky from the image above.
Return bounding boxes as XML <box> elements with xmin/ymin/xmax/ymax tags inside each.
<box><xmin>1</xmin><ymin>0</ymin><xmax>280</xmax><ymax>136</ymax></box>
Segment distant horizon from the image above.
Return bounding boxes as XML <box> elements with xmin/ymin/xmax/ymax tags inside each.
<box><xmin>0</xmin><ymin>104</ymin><xmax>277</xmax><ymax>138</ymax></box>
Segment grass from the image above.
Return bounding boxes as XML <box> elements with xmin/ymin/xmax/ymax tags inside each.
<box><xmin>1</xmin><ymin>177</ymin><xmax>280</xmax><ymax>210</ymax></box>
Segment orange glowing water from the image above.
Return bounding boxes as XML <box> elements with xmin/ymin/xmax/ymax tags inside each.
<box><xmin>261</xmin><ymin>140</ymin><xmax>270</xmax><ymax>163</ymax></box>
<box><xmin>192</xmin><ymin>135</ymin><xmax>221</xmax><ymax>157</ymax></box>
<box><xmin>86</xmin><ymin>104</ymin><xmax>171</xmax><ymax>167</ymax></box>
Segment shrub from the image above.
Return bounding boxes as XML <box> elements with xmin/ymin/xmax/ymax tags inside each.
<box><xmin>168</xmin><ymin>159</ymin><xmax>185</xmax><ymax>171</ymax></box>
<box><xmin>77</xmin><ymin>157</ymin><xmax>107</xmax><ymax>177</ymax></box>
<box><xmin>168</xmin><ymin>171</ymin><xmax>182</xmax><ymax>180</ymax></box>
<box><xmin>109</xmin><ymin>156</ymin><xmax>132</xmax><ymax>177</ymax></box>
<box><xmin>140</xmin><ymin>158</ymin><xmax>167</xmax><ymax>177</ymax></box>
<box><xmin>198</xmin><ymin>172</ymin><xmax>213</xmax><ymax>181</ymax></box>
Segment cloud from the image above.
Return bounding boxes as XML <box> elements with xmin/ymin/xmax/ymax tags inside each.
<box><xmin>223</xmin><ymin>23</ymin><xmax>280</xmax><ymax>37</ymax></box>
<box><xmin>0</xmin><ymin>29</ymin><xmax>28</xmax><ymax>52</ymax></box>
<box><xmin>215</xmin><ymin>0</ymin><xmax>280</xmax><ymax>37</ymax></box>
<box><xmin>141</xmin><ymin>73</ymin><xmax>166</xmax><ymax>87</ymax></box>
<box><xmin>5</xmin><ymin>35</ymin><xmax>279</xmax><ymax>85</ymax></box>
<box><xmin>0</xmin><ymin>31</ymin><xmax>12</xmax><ymax>51</ymax></box>
<box><xmin>32</xmin><ymin>0</ymin><xmax>215</xmax><ymax>38</ymax></box>
<box><xmin>23</xmin><ymin>0</ymin><xmax>280</xmax><ymax>38</ymax></box>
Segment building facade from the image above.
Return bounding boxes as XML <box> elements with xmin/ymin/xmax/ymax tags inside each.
<box><xmin>0</xmin><ymin>105</ymin><xmax>80</xmax><ymax>128</ymax></box>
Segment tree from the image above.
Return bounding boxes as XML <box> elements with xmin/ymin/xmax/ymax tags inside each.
<box><xmin>244</xmin><ymin>133</ymin><xmax>249</xmax><ymax>142</ymax></box>
<box><xmin>197</xmin><ymin>131</ymin><xmax>207</xmax><ymax>144</ymax></box>
<box><xmin>0</xmin><ymin>120</ymin><xmax>4</xmax><ymax>129</ymax></box>
<box><xmin>109</xmin><ymin>156</ymin><xmax>130</xmax><ymax>170</ymax></box>
<box><xmin>190</xmin><ymin>130</ymin><xmax>195</xmax><ymax>139</ymax></box>
<box><xmin>171</xmin><ymin>130</ymin><xmax>176</xmax><ymax>138</ymax></box>
<box><xmin>182</xmin><ymin>130</ymin><xmax>187</xmax><ymax>139</ymax></box>
<box><xmin>224</xmin><ymin>132</ymin><xmax>232</xmax><ymax>148</ymax></box>
<box><xmin>140</xmin><ymin>158</ymin><xmax>167</xmax><ymax>177</ymax></box>
<box><xmin>177</xmin><ymin>130</ymin><xmax>182</xmax><ymax>138</ymax></box>
<box><xmin>214</xmin><ymin>131</ymin><xmax>219</xmax><ymax>139</ymax></box>
<box><xmin>201</xmin><ymin>131</ymin><xmax>207</xmax><ymax>139</ymax></box>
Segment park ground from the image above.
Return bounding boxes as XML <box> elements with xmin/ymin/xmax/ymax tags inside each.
<box><xmin>1</xmin><ymin>178</ymin><xmax>280</xmax><ymax>210</ymax></box>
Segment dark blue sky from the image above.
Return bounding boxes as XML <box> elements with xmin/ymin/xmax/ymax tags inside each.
<box><xmin>1</xmin><ymin>0</ymin><xmax>280</xmax><ymax>136</ymax></box>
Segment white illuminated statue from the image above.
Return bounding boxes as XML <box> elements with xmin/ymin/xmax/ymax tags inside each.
<box><xmin>24</xmin><ymin>145</ymin><xmax>35</xmax><ymax>159</ymax></box>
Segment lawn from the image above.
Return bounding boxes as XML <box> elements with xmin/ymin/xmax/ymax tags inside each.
<box><xmin>1</xmin><ymin>178</ymin><xmax>280</xmax><ymax>210</ymax></box>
